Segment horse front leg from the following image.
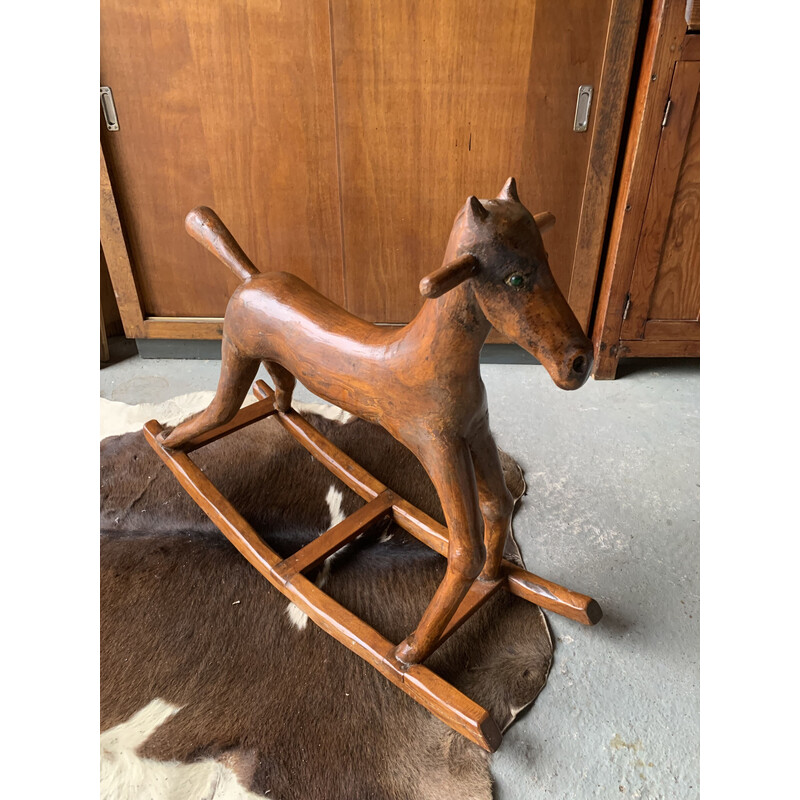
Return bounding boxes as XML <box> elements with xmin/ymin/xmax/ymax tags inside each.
<box><xmin>393</xmin><ymin>439</ymin><xmax>486</xmax><ymax>666</ymax></box>
<box><xmin>468</xmin><ymin>417</ymin><xmax>515</xmax><ymax>581</ymax></box>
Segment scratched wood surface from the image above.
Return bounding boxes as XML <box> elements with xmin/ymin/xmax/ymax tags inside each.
<box><xmin>100</xmin><ymin>248</ymin><xmax>123</xmax><ymax>338</ymax></box>
<box><xmin>100</xmin><ymin>0</ymin><xmax>344</xmax><ymax>318</ymax></box>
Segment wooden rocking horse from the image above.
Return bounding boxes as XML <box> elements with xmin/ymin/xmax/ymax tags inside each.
<box><xmin>144</xmin><ymin>177</ymin><xmax>601</xmax><ymax>751</ymax></box>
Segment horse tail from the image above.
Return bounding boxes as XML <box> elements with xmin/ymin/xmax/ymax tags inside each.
<box><xmin>184</xmin><ymin>207</ymin><xmax>261</xmax><ymax>282</ymax></box>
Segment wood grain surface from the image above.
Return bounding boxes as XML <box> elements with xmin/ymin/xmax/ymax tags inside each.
<box><xmin>101</xmin><ymin>0</ymin><xmax>640</xmax><ymax>333</ymax></box>
<box><xmin>101</xmin><ymin>146</ymin><xmax>144</xmax><ymax>337</ymax></box>
<box><xmin>567</xmin><ymin>0</ymin><xmax>643</xmax><ymax>330</ymax></box>
<box><xmin>331</xmin><ymin>0</ymin><xmax>614</xmax><ymax>323</ymax></box>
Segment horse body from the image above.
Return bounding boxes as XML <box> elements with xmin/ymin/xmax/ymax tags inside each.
<box><xmin>224</xmin><ymin>270</ymin><xmax>490</xmax><ymax>440</ymax></box>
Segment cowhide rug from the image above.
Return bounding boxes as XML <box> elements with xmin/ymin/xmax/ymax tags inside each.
<box><xmin>100</xmin><ymin>392</ymin><xmax>554</xmax><ymax>800</ymax></box>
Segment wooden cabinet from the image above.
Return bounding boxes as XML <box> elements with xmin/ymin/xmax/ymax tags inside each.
<box><xmin>101</xmin><ymin>0</ymin><xmax>643</xmax><ymax>342</ymax></box>
<box><xmin>592</xmin><ymin>0</ymin><xmax>699</xmax><ymax>378</ymax></box>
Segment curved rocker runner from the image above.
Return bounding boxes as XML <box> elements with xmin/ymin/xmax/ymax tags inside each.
<box><xmin>145</xmin><ymin>178</ymin><xmax>602</xmax><ymax>751</ymax></box>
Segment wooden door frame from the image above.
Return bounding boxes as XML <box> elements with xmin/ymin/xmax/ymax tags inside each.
<box><xmin>592</xmin><ymin>0</ymin><xmax>698</xmax><ymax>378</ymax></box>
<box><xmin>568</xmin><ymin>0</ymin><xmax>644</xmax><ymax>332</ymax></box>
<box><xmin>101</xmin><ymin>0</ymin><xmax>643</xmax><ymax>341</ymax></box>
<box><xmin>101</xmin><ymin>144</ymin><xmax>225</xmax><ymax>340</ymax></box>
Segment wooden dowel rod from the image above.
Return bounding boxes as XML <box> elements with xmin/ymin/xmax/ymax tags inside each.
<box><xmin>144</xmin><ymin>420</ymin><xmax>282</xmax><ymax>571</ymax></box>
<box><xmin>392</xmin><ymin>497</ymin><xmax>449</xmax><ymax>558</ymax></box>
<box><xmin>275</xmin><ymin>491</ymin><xmax>395</xmax><ymax>582</ymax></box>
<box><xmin>254</xmin><ymin>380</ymin><xmax>385</xmax><ymax>501</ymax></box>
<box><xmin>391</xmin><ymin>500</ymin><xmax>601</xmax><ymax>624</ymax></box>
<box><xmin>505</xmin><ymin>570</ymin><xmax>603</xmax><ymax>625</ymax></box>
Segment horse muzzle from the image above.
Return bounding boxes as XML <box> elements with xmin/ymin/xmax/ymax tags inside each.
<box><xmin>547</xmin><ymin>340</ymin><xmax>594</xmax><ymax>390</ymax></box>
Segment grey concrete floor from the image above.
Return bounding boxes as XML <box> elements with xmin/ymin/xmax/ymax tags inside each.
<box><xmin>101</xmin><ymin>339</ymin><xmax>699</xmax><ymax>799</ymax></box>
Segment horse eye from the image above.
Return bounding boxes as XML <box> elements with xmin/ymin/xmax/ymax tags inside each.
<box><xmin>505</xmin><ymin>273</ymin><xmax>524</xmax><ymax>289</ymax></box>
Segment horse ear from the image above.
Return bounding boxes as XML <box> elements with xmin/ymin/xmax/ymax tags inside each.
<box><xmin>498</xmin><ymin>176</ymin><xmax>520</xmax><ymax>202</ymax></box>
<box><xmin>533</xmin><ymin>211</ymin><xmax>556</xmax><ymax>232</ymax></box>
<box><xmin>419</xmin><ymin>254</ymin><xmax>479</xmax><ymax>299</ymax></box>
<box><xmin>466</xmin><ymin>195</ymin><xmax>489</xmax><ymax>226</ymax></box>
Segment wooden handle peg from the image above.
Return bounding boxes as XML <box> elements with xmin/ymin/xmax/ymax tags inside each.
<box><xmin>532</xmin><ymin>211</ymin><xmax>556</xmax><ymax>232</ymax></box>
<box><xmin>419</xmin><ymin>253</ymin><xmax>479</xmax><ymax>299</ymax></box>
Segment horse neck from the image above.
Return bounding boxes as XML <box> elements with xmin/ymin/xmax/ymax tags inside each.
<box><xmin>402</xmin><ymin>280</ymin><xmax>491</xmax><ymax>361</ymax></box>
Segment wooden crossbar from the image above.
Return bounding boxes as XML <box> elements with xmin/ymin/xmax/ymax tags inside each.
<box><xmin>274</xmin><ymin>491</ymin><xmax>395</xmax><ymax>583</ymax></box>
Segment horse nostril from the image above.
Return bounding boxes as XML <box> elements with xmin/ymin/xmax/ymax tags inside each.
<box><xmin>572</xmin><ymin>355</ymin><xmax>587</xmax><ymax>375</ymax></box>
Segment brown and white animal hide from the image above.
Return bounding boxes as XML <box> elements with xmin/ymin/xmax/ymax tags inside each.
<box><xmin>101</xmin><ymin>394</ymin><xmax>553</xmax><ymax>800</ymax></box>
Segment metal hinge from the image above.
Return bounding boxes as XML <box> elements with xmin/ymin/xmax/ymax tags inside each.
<box><xmin>100</xmin><ymin>86</ymin><xmax>119</xmax><ymax>131</ymax></box>
<box><xmin>661</xmin><ymin>98</ymin><xmax>672</xmax><ymax>128</ymax></box>
<box><xmin>622</xmin><ymin>293</ymin><xmax>632</xmax><ymax>320</ymax></box>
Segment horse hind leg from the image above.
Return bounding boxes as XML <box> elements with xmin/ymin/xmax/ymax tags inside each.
<box><xmin>468</xmin><ymin>419</ymin><xmax>514</xmax><ymax>581</ymax></box>
<box><xmin>158</xmin><ymin>339</ymin><xmax>259</xmax><ymax>449</ymax></box>
<box><xmin>263</xmin><ymin>360</ymin><xmax>296</xmax><ymax>412</ymax></box>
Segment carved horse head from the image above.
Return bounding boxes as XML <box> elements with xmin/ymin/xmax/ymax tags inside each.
<box><xmin>419</xmin><ymin>178</ymin><xmax>593</xmax><ymax>390</ymax></box>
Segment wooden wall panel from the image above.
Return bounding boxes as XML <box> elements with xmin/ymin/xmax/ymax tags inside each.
<box><xmin>100</xmin><ymin>0</ymin><xmax>344</xmax><ymax>318</ymax></box>
<box><xmin>648</xmin><ymin>92</ymin><xmax>699</xmax><ymax>321</ymax></box>
<box><xmin>331</xmin><ymin>0</ymin><xmax>613</xmax><ymax>323</ymax></box>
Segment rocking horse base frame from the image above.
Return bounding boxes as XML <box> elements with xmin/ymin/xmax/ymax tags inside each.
<box><xmin>143</xmin><ymin>378</ymin><xmax>602</xmax><ymax>752</ymax></box>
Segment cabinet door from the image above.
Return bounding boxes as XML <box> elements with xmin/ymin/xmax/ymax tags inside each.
<box><xmin>621</xmin><ymin>58</ymin><xmax>700</xmax><ymax>345</ymax></box>
<box><xmin>102</xmin><ymin>0</ymin><xmax>640</xmax><ymax>337</ymax></box>
<box><xmin>101</xmin><ymin>0</ymin><xmax>344</xmax><ymax>333</ymax></box>
<box><xmin>331</xmin><ymin>0</ymin><xmax>635</xmax><ymax>326</ymax></box>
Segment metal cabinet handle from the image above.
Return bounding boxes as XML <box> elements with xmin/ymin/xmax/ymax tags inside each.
<box><xmin>573</xmin><ymin>85</ymin><xmax>593</xmax><ymax>132</ymax></box>
<box><xmin>100</xmin><ymin>86</ymin><xmax>119</xmax><ymax>131</ymax></box>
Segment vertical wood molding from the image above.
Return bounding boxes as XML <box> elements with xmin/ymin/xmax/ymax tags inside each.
<box><xmin>567</xmin><ymin>0</ymin><xmax>644</xmax><ymax>333</ymax></box>
<box><xmin>100</xmin><ymin>144</ymin><xmax>145</xmax><ymax>338</ymax></box>
<box><xmin>327</xmin><ymin>0</ymin><xmax>349</xmax><ymax>311</ymax></box>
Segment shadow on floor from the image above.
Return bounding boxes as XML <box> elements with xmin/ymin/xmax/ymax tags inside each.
<box><xmin>613</xmin><ymin>357</ymin><xmax>699</xmax><ymax>380</ymax></box>
<box><xmin>101</xmin><ymin>337</ymin><xmax>139</xmax><ymax>368</ymax></box>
